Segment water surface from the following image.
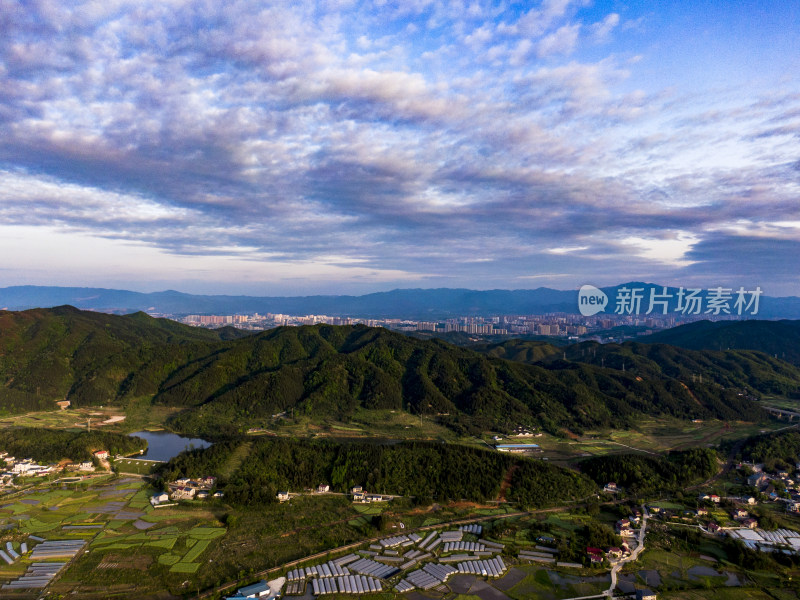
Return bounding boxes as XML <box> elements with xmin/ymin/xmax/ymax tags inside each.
<box><xmin>128</xmin><ymin>430</ymin><xmax>211</xmax><ymax>462</ymax></box>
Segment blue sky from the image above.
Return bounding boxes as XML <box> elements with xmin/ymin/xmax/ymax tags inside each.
<box><xmin>1</xmin><ymin>0</ymin><xmax>798</xmax><ymax>296</ymax></box>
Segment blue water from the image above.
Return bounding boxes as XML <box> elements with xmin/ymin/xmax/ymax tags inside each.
<box><xmin>128</xmin><ymin>430</ymin><xmax>211</xmax><ymax>462</ymax></box>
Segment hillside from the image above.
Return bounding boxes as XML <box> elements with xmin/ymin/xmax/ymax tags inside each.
<box><xmin>640</xmin><ymin>319</ymin><xmax>800</xmax><ymax>365</ymax></box>
<box><xmin>155</xmin><ymin>324</ymin><xmax>776</xmax><ymax>437</ymax></box>
<box><xmin>157</xmin><ymin>437</ymin><xmax>596</xmax><ymax>508</ymax></box>
<box><xmin>0</xmin><ymin>306</ymin><xmax>249</xmax><ymax>413</ymax></box>
<box><xmin>0</xmin><ymin>307</ymin><xmax>792</xmax><ymax>437</ymax></box>
<box><xmin>471</xmin><ymin>338</ymin><xmax>800</xmax><ymax>398</ymax></box>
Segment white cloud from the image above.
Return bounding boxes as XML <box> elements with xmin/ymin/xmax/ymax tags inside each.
<box><xmin>536</xmin><ymin>23</ymin><xmax>581</xmax><ymax>57</ymax></box>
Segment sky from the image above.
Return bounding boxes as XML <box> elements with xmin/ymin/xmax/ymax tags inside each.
<box><xmin>1</xmin><ymin>0</ymin><xmax>799</xmax><ymax>296</ymax></box>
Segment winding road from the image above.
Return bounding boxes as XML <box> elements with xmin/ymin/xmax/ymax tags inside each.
<box><xmin>606</xmin><ymin>506</ymin><xmax>648</xmax><ymax>597</ymax></box>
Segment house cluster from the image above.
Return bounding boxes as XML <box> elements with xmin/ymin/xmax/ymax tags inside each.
<box><xmin>1</xmin><ymin>452</ymin><xmax>54</xmax><ymax>483</ymax></box>
<box><xmin>161</xmin><ymin>475</ymin><xmax>220</xmax><ymax>503</ymax></box>
<box><xmin>277</xmin><ymin>484</ymin><xmax>330</xmax><ymax>502</ymax></box>
<box><xmin>731</xmin><ymin>507</ymin><xmax>758</xmax><ymax>529</ymax></box>
<box><xmin>0</xmin><ymin>449</ymin><xmax>110</xmax><ymax>486</ymax></box>
<box><xmin>510</xmin><ymin>427</ymin><xmax>541</xmax><ymax>437</ymax></box>
<box><xmin>351</xmin><ymin>486</ymin><xmax>391</xmax><ymax>503</ymax></box>
<box><xmin>615</xmin><ymin>510</ymin><xmax>642</xmax><ymax>537</ymax></box>
<box><xmin>586</xmin><ymin>544</ymin><xmax>632</xmax><ymax>564</ymax></box>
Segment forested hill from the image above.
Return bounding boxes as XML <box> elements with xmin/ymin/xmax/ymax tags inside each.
<box><xmin>0</xmin><ymin>306</ymin><xmax>249</xmax><ymax>412</ymax></box>
<box><xmin>157</xmin><ymin>438</ymin><xmax>596</xmax><ymax>508</ymax></box>
<box><xmin>0</xmin><ymin>307</ymin><xmax>789</xmax><ymax>437</ymax></box>
<box><xmin>474</xmin><ymin>339</ymin><xmax>800</xmax><ymax>398</ymax></box>
<box><xmin>640</xmin><ymin>319</ymin><xmax>800</xmax><ymax>365</ymax></box>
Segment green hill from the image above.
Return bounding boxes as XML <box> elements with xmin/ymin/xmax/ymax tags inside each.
<box><xmin>471</xmin><ymin>338</ymin><xmax>800</xmax><ymax>398</ymax></box>
<box><xmin>640</xmin><ymin>319</ymin><xmax>800</xmax><ymax>365</ymax></box>
<box><xmin>158</xmin><ymin>437</ymin><xmax>597</xmax><ymax>508</ymax></box>
<box><xmin>0</xmin><ymin>307</ymin><xmax>795</xmax><ymax>438</ymax></box>
<box><xmin>0</xmin><ymin>306</ymin><xmax>249</xmax><ymax>413</ymax></box>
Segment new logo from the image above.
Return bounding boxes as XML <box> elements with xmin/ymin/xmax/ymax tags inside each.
<box><xmin>578</xmin><ymin>285</ymin><xmax>608</xmax><ymax>316</ymax></box>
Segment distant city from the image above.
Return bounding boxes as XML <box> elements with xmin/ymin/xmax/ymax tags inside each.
<box><xmin>168</xmin><ymin>310</ymin><xmax>742</xmax><ymax>340</ymax></box>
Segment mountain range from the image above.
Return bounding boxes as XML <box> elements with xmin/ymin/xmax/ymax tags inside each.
<box><xmin>1</xmin><ymin>284</ymin><xmax>799</xmax><ymax>318</ymax></box>
<box><xmin>1</xmin><ymin>306</ymin><xmax>798</xmax><ymax>438</ymax></box>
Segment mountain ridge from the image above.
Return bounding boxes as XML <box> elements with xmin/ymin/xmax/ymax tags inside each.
<box><xmin>2</xmin><ymin>284</ymin><xmax>799</xmax><ymax>318</ymax></box>
<box><xmin>1</xmin><ymin>306</ymin><xmax>795</xmax><ymax>438</ymax></box>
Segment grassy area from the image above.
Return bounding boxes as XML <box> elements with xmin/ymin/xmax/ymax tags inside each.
<box><xmin>524</xmin><ymin>417</ymin><xmax>786</xmax><ymax>465</ymax></box>
<box><xmin>114</xmin><ymin>458</ymin><xmax>162</xmax><ymax>475</ymax></box>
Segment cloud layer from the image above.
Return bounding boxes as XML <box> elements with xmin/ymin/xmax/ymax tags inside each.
<box><xmin>1</xmin><ymin>0</ymin><xmax>799</xmax><ymax>295</ymax></box>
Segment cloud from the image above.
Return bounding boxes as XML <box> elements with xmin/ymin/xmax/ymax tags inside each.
<box><xmin>536</xmin><ymin>23</ymin><xmax>581</xmax><ymax>57</ymax></box>
<box><xmin>590</xmin><ymin>13</ymin><xmax>619</xmax><ymax>43</ymax></box>
<box><xmin>0</xmin><ymin>0</ymin><xmax>798</xmax><ymax>294</ymax></box>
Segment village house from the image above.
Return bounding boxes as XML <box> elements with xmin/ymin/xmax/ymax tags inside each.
<box><xmin>748</xmin><ymin>472</ymin><xmax>769</xmax><ymax>488</ymax></box>
<box><xmin>603</xmin><ymin>482</ymin><xmax>618</xmax><ymax>493</ymax></box>
<box><xmin>93</xmin><ymin>450</ymin><xmax>109</xmax><ymax>460</ymax></box>
<box><xmin>707</xmin><ymin>522</ymin><xmax>721</xmax><ymax>534</ymax></box>
<box><xmin>733</xmin><ymin>508</ymin><xmax>749</xmax><ymax>520</ymax></box>
<box><xmin>151</xmin><ymin>492</ymin><xmax>169</xmax><ymax>506</ymax></box>
<box><xmin>277</xmin><ymin>491</ymin><xmax>290</xmax><ymax>502</ymax></box>
<box><xmin>317</xmin><ymin>484</ymin><xmax>330</xmax><ymax>493</ymax></box>
<box><xmin>742</xmin><ymin>518</ymin><xmax>759</xmax><ymax>529</ymax></box>
<box><xmin>617</xmin><ymin>518</ymin><xmax>633</xmax><ymax>536</ymax></box>
<box><xmin>636</xmin><ymin>590</ymin><xmax>657</xmax><ymax>600</ymax></box>
<box><xmin>171</xmin><ymin>487</ymin><xmax>196</xmax><ymax>501</ymax></box>
<box><xmin>586</xmin><ymin>547</ymin><xmax>604</xmax><ymax>564</ymax></box>
<box><xmin>606</xmin><ymin>547</ymin><xmax>623</xmax><ymax>559</ymax></box>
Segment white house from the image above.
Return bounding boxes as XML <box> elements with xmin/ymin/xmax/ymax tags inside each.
<box><xmin>151</xmin><ymin>492</ymin><xmax>169</xmax><ymax>506</ymax></box>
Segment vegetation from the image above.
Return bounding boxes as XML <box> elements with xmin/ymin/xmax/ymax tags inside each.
<box><xmin>0</xmin><ymin>427</ymin><xmax>146</xmax><ymax>462</ymax></box>
<box><xmin>0</xmin><ymin>308</ymin><xmax>795</xmax><ymax>439</ymax></box>
<box><xmin>578</xmin><ymin>449</ymin><xmax>718</xmax><ymax>495</ymax></box>
<box><xmin>476</xmin><ymin>338</ymin><xmax>800</xmax><ymax>399</ymax></box>
<box><xmin>641</xmin><ymin>319</ymin><xmax>800</xmax><ymax>367</ymax></box>
<box><xmin>157</xmin><ymin>438</ymin><xmax>597</xmax><ymax>507</ymax></box>
<box><xmin>733</xmin><ymin>429</ymin><xmax>800</xmax><ymax>471</ymax></box>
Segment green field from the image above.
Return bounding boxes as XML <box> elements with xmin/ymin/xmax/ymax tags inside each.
<box><xmin>0</xmin><ymin>475</ymin><xmax>230</xmax><ymax>599</ymax></box>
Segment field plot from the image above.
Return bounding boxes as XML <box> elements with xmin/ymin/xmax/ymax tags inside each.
<box><xmin>527</xmin><ymin>418</ymin><xmax>784</xmax><ymax>465</ymax></box>
<box><xmin>0</xmin><ymin>476</ymin><xmax>229</xmax><ymax>598</ymax></box>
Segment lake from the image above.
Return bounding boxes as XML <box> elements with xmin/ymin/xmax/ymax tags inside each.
<box><xmin>128</xmin><ymin>430</ymin><xmax>211</xmax><ymax>462</ymax></box>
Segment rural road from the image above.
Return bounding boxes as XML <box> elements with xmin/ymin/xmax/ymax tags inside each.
<box><xmin>606</xmin><ymin>506</ymin><xmax>648</xmax><ymax>596</ymax></box>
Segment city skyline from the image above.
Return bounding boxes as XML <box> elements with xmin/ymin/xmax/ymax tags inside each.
<box><xmin>1</xmin><ymin>1</ymin><xmax>799</xmax><ymax>296</ymax></box>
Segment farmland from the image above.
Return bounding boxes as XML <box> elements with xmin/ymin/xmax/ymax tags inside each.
<box><xmin>0</xmin><ymin>476</ymin><xmax>228</xmax><ymax>598</ymax></box>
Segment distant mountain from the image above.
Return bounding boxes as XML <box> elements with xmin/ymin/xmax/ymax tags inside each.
<box><xmin>2</xmin><ymin>284</ymin><xmax>798</xmax><ymax>318</ymax></box>
<box><xmin>640</xmin><ymin>319</ymin><xmax>800</xmax><ymax>365</ymax></box>
<box><xmin>0</xmin><ymin>285</ymin><xmax>575</xmax><ymax>317</ymax></box>
<box><xmin>0</xmin><ymin>307</ymin><xmax>791</xmax><ymax>438</ymax></box>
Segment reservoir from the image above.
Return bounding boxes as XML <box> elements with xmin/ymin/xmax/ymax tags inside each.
<box><xmin>128</xmin><ymin>430</ymin><xmax>211</xmax><ymax>462</ymax></box>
